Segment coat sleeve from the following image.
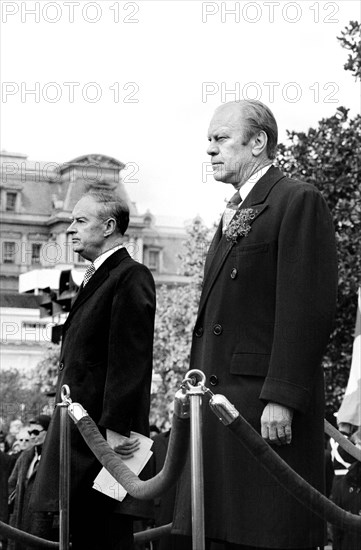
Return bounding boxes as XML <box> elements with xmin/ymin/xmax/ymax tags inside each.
<box><xmin>98</xmin><ymin>263</ymin><xmax>156</xmax><ymax>434</ymax></box>
<box><xmin>8</xmin><ymin>455</ymin><xmax>20</xmax><ymax>495</ymax></box>
<box><xmin>260</xmin><ymin>184</ymin><xmax>338</xmax><ymax>412</ymax></box>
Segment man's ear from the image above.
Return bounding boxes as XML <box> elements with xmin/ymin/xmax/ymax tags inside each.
<box><xmin>251</xmin><ymin>130</ymin><xmax>268</xmax><ymax>157</ymax></box>
<box><xmin>103</xmin><ymin>218</ymin><xmax>117</xmax><ymax>237</ymax></box>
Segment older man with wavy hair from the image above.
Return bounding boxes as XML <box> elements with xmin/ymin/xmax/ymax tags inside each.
<box><xmin>173</xmin><ymin>100</ymin><xmax>338</xmax><ymax>550</ymax></box>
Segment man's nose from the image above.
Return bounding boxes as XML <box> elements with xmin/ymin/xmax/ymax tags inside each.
<box><xmin>67</xmin><ymin>221</ymin><xmax>75</xmax><ymax>233</ymax></box>
<box><xmin>207</xmin><ymin>140</ymin><xmax>218</xmax><ymax>156</ymax></box>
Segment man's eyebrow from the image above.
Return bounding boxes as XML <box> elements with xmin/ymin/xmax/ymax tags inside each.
<box><xmin>208</xmin><ymin>127</ymin><xmax>229</xmax><ymax>138</ymax></box>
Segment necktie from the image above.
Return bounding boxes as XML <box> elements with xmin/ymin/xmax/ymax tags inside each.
<box><xmin>27</xmin><ymin>453</ymin><xmax>41</xmax><ymax>479</ymax></box>
<box><xmin>222</xmin><ymin>191</ymin><xmax>242</xmax><ymax>232</ymax></box>
<box><xmin>83</xmin><ymin>263</ymin><xmax>96</xmax><ymax>286</ymax></box>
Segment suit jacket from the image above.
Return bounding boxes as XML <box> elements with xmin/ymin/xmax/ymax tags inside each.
<box><xmin>173</xmin><ymin>166</ymin><xmax>338</xmax><ymax>547</ymax></box>
<box><xmin>31</xmin><ymin>248</ymin><xmax>156</xmax><ymax>517</ymax></box>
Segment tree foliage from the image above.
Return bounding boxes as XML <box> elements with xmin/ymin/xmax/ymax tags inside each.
<box><xmin>277</xmin><ymin>22</ymin><xmax>361</xmax><ymax>416</ymax></box>
<box><xmin>0</xmin><ymin>368</ymin><xmax>47</xmax><ymax>425</ymax></box>
<box><xmin>150</xmin><ymin>217</ymin><xmax>213</xmax><ymax>428</ymax></box>
<box><xmin>35</xmin><ymin>343</ymin><xmax>61</xmax><ymax>395</ymax></box>
<box><xmin>0</xmin><ymin>344</ymin><xmax>60</xmax><ymax>426</ymax></box>
<box><xmin>337</xmin><ymin>20</ymin><xmax>361</xmax><ymax>80</ymax></box>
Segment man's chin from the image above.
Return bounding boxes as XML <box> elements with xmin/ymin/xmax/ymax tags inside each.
<box><xmin>212</xmin><ymin>171</ymin><xmax>235</xmax><ymax>185</ymax></box>
<box><xmin>212</xmin><ymin>169</ymin><xmax>227</xmax><ymax>182</ymax></box>
<box><xmin>72</xmin><ymin>244</ymin><xmax>83</xmax><ymax>254</ymax></box>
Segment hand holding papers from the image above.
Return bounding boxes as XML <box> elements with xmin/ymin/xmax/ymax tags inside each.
<box><xmin>93</xmin><ymin>430</ymin><xmax>153</xmax><ymax>502</ymax></box>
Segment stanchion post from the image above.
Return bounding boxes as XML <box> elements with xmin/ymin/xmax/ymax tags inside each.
<box><xmin>184</xmin><ymin>370</ymin><xmax>206</xmax><ymax>550</ymax></box>
<box><xmin>58</xmin><ymin>385</ymin><xmax>71</xmax><ymax>550</ymax></box>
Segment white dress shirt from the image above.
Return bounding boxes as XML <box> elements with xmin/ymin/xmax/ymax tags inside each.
<box><xmin>92</xmin><ymin>243</ymin><xmax>124</xmax><ymax>272</ymax></box>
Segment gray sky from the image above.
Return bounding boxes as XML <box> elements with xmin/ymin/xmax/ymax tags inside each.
<box><xmin>1</xmin><ymin>0</ymin><xmax>360</xmax><ymax>225</ymax></box>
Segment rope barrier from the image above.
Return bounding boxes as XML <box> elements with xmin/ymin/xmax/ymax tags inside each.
<box><xmin>207</xmin><ymin>395</ymin><xmax>361</xmax><ymax>534</ymax></box>
<box><xmin>0</xmin><ymin>520</ymin><xmax>59</xmax><ymax>548</ymax></box>
<box><xmin>228</xmin><ymin>416</ymin><xmax>361</xmax><ymax>532</ymax></box>
<box><xmin>134</xmin><ymin>522</ymin><xmax>173</xmax><ymax>543</ymax></box>
<box><xmin>1</xmin><ymin>375</ymin><xmax>360</xmax><ymax>548</ymax></box>
<box><xmin>75</xmin><ymin>413</ymin><xmax>190</xmax><ymax>500</ymax></box>
<box><xmin>0</xmin><ymin>521</ymin><xmax>172</xmax><ymax>547</ymax></box>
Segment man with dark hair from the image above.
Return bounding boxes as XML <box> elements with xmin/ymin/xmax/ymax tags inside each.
<box><xmin>31</xmin><ymin>191</ymin><xmax>156</xmax><ymax>550</ymax></box>
<box><xmin>173</xmin><ymin>100</ymin><xmax>338</xmax><ymax>549</ymax></box>
<box><xmin>8</xmin><ymin>415</ymin><xmax>53</xmax><ymax>550</ymax></box>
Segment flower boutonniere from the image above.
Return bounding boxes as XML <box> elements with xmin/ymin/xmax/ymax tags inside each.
<box><xmin>225</xmin><ymin>208</ymin><xmax>259</xmax><ymax>243</ymax></box>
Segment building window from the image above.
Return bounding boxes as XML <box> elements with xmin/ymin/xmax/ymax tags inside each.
<box><xmin>3</xmin><ymin>241</ymin><xmax>16</xmax><ymax>263</ymax></box>
<box><xmin>31</xmin><ymin>243</ymin><xmax>42</xmax><ymax>264</ymax></box>
<box><xmin>22</xmin><ymin>322</ymin><xmax>49</xmax><ymax>343</ymax></box>
<box><xmin>148</xmin><ymin>250</ymin><xmax>160</xmax><ymax>272</ymax></box>
<box><xmin>6</xmin><ymin>192</ymin><xmax>17</xmax><ymax>212</ymax></box>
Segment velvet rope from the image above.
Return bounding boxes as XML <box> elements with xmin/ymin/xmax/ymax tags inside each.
<box><xmin>76</xmin><ymin>408</ymin><xmax>361</xmax><ymax>532</ymax></box>
<box><xmin>0</xmin><ymin>521</ymin><xmax>172</xmax><ymax>546</ymax></box>
<box><xmin>76</xmin><ymin>414</ymin><xmax>190</xmax><ymax>500</ymax></box>
<box><xmin>0</xmin><ymin>521</ymin><xmax>58</xmax><ymax>548</ymax></box>
<box><xmin>227</xmin><ymin>415</ymin><xmax>361</xmax><ymax>533</ymax></box>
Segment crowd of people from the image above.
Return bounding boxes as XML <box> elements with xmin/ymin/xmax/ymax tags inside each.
<box><xmin>0</xmin><ymin>100</ymin><xmax>360</xmax><ymax>550</ymax></box>
<box><xmin>0</xmin><ymin>415</ymin><xmax>57</xmax><ymax>550</ymax></box>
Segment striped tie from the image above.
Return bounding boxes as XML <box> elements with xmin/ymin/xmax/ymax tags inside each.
<box><xmin>222</xmin><ymin>191</ymin><xmax>242</xmax><ymax>232</ymax></box>
<box><xmin>83</xmin><ymin>263</ymin><xmax>96</xmax><ymax>286</ymax></box>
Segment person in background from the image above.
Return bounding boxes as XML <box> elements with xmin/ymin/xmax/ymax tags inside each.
<box><xmin>5</xmin><ymin>421</ymin><xmax>23</xmax><ymax>453</ymax></box>
<box><xmin>8</xmin><ymin>415</ymin><xmax>54</xmax><ymax>550</ymax></box>
<box><xmin>0</xmin><ymin>434</ymin><xmax>9</xmax><ymax>454</ymax></box>
<box><xmin>9</xmin><ymin>428</ymin><xmax>31</xmax><ymax>456</ymax></box>
<box><xmin>0</xmin><ymin>447</ymin><xmax>18</xmax><ymax>550</ymax></box>
<box><xmin>332</xmin><ymin>427</ymin><xmax>361</xmax><ymax>550</ymax></box>
<box><xmin>149</xmin><ymin>425</ymin><xmax>161</xmax><ymax>439</ymax></box>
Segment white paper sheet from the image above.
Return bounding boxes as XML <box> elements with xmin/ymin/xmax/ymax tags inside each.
<box><xmin>93</xmin><ymin>430</ymin><xmax>153</xmax><ymax>502</ymax></box>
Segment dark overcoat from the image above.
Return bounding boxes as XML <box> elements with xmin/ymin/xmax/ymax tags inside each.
<box><xmin>31</xmin><ymin>248</ymin><xmax>156</xmax><ymax>517</ymax></box>
<box><xmin>173</xmin><ymin>167</ymin><xmax>338</xmax><ymax>548</ymax></box>
<box><xmin>0</xmin><ymin>450</ymin><xmax>17</xmax><ymax>528</ymax></box>
<box><xmin>8</xmin><ymin>446</ymin><xmax>53</xmax><ymax>550</ymax></box>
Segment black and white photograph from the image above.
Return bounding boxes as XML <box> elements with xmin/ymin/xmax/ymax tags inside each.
<box><xmin>0</xmin><ymin>1</ymin><xmax>360</xmax><ymax>549</ymax></box>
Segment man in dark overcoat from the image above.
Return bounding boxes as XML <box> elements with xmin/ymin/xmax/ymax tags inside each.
<box><xmin>172</xmin><ymin>100</ymin><xmax>338</xmax><ymax>549</ymax></box>
<box><xmin>8</xmin><ymin>415</ymin><xmax>53</xmax><ymax>550</ymax></box>
<box><xmin>31</xmin><ymin>190</ymin><xmax>156</xmax><ymax>550</ymax></box>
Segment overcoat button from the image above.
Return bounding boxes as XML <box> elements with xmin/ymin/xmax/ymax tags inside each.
<box><xmin>195</xmin><ymin>326</ymin><xmax>203</xmax><ymax>337</ymax></box>
<box><xmin>213</xmin><ymin>324</ymin><xmax>223</xmax><ymax>335</ymax></box>
<box><xmin>209</xmin><ymin>375</ymin><xmax>218</xmax><ymax>386</ymax></box>
<box><xmin>230</xmin><ymin>268</ymin><xmax>238</xmax><ymax>279</ymax></box>
<box><xmin>59</xmin><ymin>361</ymin><xmax>64</xmax><ymax>371</ymax></box>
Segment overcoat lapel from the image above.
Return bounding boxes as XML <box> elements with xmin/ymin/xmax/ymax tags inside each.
<box><xmin>198</xmin><ymin>167</ymin><xmax>285</xmax><ymax>318</ymax></box>
<box><xmin>241</xmin><ymin>165</ymin><xmax>285</xmax><ymax>208</ymax></box>
<box><xmin>204</xmin><ymin>221</ymin><xmax>223</xmax><ymax>277</ymax></box>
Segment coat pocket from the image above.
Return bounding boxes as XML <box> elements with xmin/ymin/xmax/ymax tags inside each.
<box><xmin>83</xmin><ymin>360</ymin><xmax>104</xmax><ymax>369</ymax></box>
<box><xmin>230</xmin><ymin>352</ymin><xmax>270</xmax><ymax>377</ymax></box>
<box><xmin>232</xmin><ymin>242</ymin><xmax>269</xmax><ymax>255</ymax></box>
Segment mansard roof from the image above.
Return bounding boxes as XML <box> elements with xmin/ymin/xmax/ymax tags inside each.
<box><xmin>64</xmin><ymin>154</ymin><xmax>125</xmax><ymax>170</ymax></box>
<box><xmin>0</xmin><ymin>151</ymin><xmax>137</xmax><ymax>217</ymax></box>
